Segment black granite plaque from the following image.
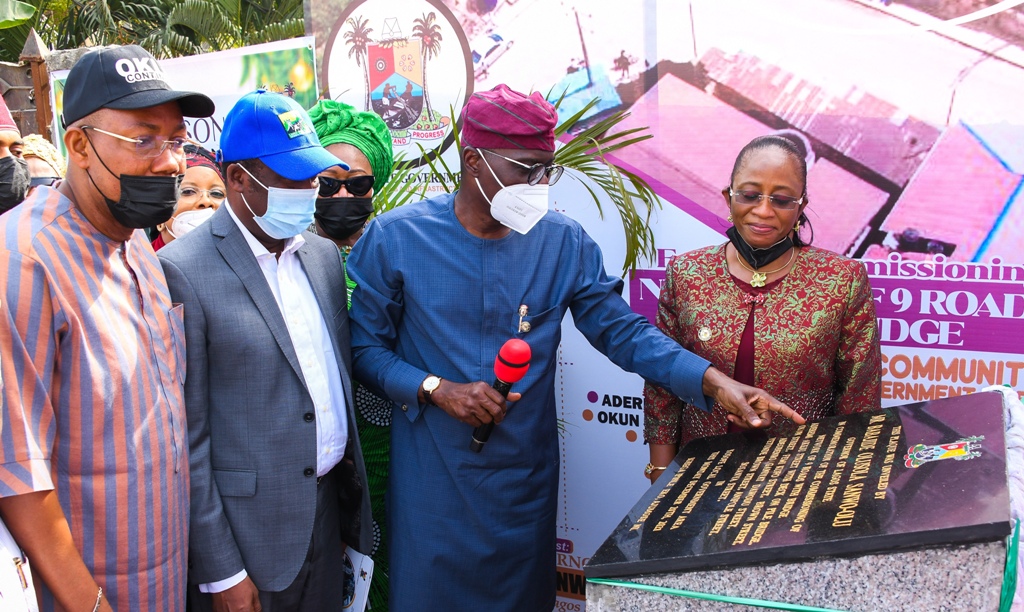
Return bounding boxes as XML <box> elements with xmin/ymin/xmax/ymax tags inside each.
<box><xmin>586</xmin><ymin>392</ymin><xmax>1011</xmax><ymax>578</ymax></box>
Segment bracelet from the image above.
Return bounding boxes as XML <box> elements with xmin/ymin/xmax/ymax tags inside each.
<box><xmin>644</xmin><ymin>463</ymin><xmax>669</xmax><ymax>477</ymax></box>
<box><xmin>92</xmin><ymin>587</ymin><xmax>103</xmax><ymax>612</ymax></box>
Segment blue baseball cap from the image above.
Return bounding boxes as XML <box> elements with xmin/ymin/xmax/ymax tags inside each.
<box><xmin>219</xmin><ymin>89</ymin><xmax>348</xmax><ymax>180</ymax></box>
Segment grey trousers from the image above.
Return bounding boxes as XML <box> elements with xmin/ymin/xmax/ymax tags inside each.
<box><xmin>189</xmin><ymin>469</ymin><xmax>349</xmax><ymax>612</ymax></box>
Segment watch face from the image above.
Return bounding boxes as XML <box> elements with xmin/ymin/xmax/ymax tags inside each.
<box><xmin>424</xmin><ymin>376</ymin><xmax>441</xmax><ymax>393</ymax></box>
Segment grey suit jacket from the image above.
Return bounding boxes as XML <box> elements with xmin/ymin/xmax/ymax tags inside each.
<box><xmin>158</xmin><ymin>205</ymin><xmax>372</xmax><ymax>591</ymax></box>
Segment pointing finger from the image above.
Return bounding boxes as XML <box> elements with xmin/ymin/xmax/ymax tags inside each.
<box><xmin>753</xmin><ymin>395</ymin><xmax>805</xmax><ymax>424</ymax></box>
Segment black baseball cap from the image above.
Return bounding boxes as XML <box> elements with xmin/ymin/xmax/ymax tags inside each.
<box><xmin>61</xmin><ymin>45</ymin><xmax>215</xmax><ymax>127</ymax></box>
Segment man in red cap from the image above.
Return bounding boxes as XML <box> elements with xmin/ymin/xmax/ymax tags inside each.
<box><xmin>347</xmin><ymin>84</ymin><xmax>803</xmax><ymax>610</ymax></box>
<box><xmin>0</xmin><ymin>93</ymin><xmax>29</xmax><ymax>213</ymax></box>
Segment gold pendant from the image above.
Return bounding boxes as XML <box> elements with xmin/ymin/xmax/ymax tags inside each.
<box><xmin>749</xmin><ymin>272</ymin><xmax>767</xmax><ymax>288</ymax></box>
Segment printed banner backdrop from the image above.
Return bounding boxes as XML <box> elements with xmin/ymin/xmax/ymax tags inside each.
<box><xmin>49</xmin><ymin>37</ymin><xmax>318</xmax><ymax>156</ymax></box>
<box><xmin>308</xmin><ymin>0</ymin><xmax>1024</xmax><ymax>608</ymax></box>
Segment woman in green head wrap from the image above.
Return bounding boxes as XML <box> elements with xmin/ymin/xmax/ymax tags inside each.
<box><xmin>308</xmin><ymin>99</ymin><xmax>394</xmax><ymax>249</ymax></box>
<box><xmin>308</xmin><ymin>98</ymin><xmax>395</xmax><ymax>611</ymax></box>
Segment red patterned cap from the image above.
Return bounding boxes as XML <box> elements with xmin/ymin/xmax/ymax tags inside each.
<box><xmin>460</xmin><ymin>84</ymin><xmax>556</xmax><ymax>152</ymax></box>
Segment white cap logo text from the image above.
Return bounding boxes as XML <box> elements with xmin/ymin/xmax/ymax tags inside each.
<box><xmin>114</xmin><ymin>58</ymin><xmax>165</xmax><ymax>84</ymax></box>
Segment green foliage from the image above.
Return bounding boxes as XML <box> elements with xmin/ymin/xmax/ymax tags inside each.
<box><xmin>0</xmin><ymin>0</ymin><xmax>68</xmax><ymax>63</ymax></box>
<box><xmin>551</xmin><ymin>97</ymin><xmax>659</xmax><ymax>273</ymax></box>
<box><xmin>0</xmin><ymin>0</ymin><xmax>304</xmax><ymax>63</ymax></box>
<box><xmin>56</xmin><ymin>1</ymin><xmax>168</xmax><ymax>49</ymax></box>
<box><xmin>144</xmin><ymin>0</ymin><xmax>304</xmax><ymax>57</ymax></box>
<box><xmin>0</xmin><ymin>0</ymin><xmax>36</xmax><ymax>29</ymax></box>
<box><xmin>374</xmin><ymin>152</ymin><xmax>430</xmax><ymax>217</ymax></box>
<box><xmin>141</xmin><ymin>0</ymin><xmax>237</xmax><ymax>58</ymax></box>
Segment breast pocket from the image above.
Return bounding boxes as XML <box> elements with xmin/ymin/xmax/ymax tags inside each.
<box><xmin>168</xmin><ymin>303</ymin><xmax>186</xmax><ymax>385</ymax></box>
<box><xmin>511</xmin><ymin>305</ymin><xmax>561</xmax><ymax>341</ymax></box>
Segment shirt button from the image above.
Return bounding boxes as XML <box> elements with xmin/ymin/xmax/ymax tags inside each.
<box><xmin>401</xmin><ymin>404</ymin><xmax>408</xmax><ymax>412</ymax></box>
<box><xmin>304</xmin><ymin>467</ymin><xmax>315</xmax><ymax>477</ymax></box>
<box><xmin>304</xmin><ymin>412</ymin><xmax>314</xmax><ymax>422</ymax></box>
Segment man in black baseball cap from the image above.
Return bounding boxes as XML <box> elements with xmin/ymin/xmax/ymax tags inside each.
<box><xmin>62</xmin><ymin>44</ymin><xmax>214</xmax><ymax>127</ymax></box>
<box><xmin>0</xmin><ymin>44</ymin><xmax>213</xmax><ymax>612</ymax></box>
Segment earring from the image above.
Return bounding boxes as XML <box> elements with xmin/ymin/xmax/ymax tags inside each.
<box><xmin>794</xmin><ymin>221</ymin><xmax>802</xmax><ymax>233</ymax></box>
<box><xmin>727</xmin><ymin>214</ymin><xmax>733</xmax><ymax>223</ymax></box>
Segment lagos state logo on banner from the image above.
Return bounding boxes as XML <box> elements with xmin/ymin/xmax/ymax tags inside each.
<box><xmin>368</xmin><ymin>36</ymin><xmax>425</xmax><ymax>130</ymax></box>
<box><xmin>322</xmin><ymin>0</ymin><xmax>473</xmax><ymax>166</ymax></box>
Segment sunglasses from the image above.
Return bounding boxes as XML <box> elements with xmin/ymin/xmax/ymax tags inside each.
<box><xmin>318</xmin><ymin>175</ymin><xmax>375</xmax><ymax>198</ymax></box>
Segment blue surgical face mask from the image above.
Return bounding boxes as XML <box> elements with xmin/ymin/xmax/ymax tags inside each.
<box><xmin>238</xmin><ymin>164</ymin><xmax>317</xmax><ymax>239</ymax></box>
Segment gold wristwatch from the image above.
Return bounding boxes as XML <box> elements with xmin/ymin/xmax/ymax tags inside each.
<box><xmin>422</xmin><ymin>375</ymin><xmax>442</xmax><ymax>404</ymax></box>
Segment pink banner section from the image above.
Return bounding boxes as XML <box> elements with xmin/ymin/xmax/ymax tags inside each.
<box><xmin>630</xmin><ymin>256</ymin><xmax>1024</xmax><ymax>356</ymax></box>
<box><xmin>628</xmin><ymin>268</ymin><xmax>666</xmax><ymax>326</ymax></box>
<box><xmin>867</xmin><ymin>257</ymin><xmax>1024</xmax><ymax>354</ymax></box>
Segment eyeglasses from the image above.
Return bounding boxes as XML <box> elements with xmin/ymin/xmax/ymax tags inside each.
<box><xmin>480</xmin><ymin>149</ymin><xmax>563</xmax><ymax>186</ymax></box>
<box><xmin>318</xmin><ymin>175</ymin><xmax>375</xmax><ymax>198</ymax></box>
<box><xmin>81</xmin><ymin>125</ymin><xmax>188</xmax><ymax>159</ymax></box>
<box><xmin>178</xmin><ymin>187</ymin><xmax>226</xmax><ymax>203</ymax></box>
<box><xmin>729</xmin><ymin>188</ymin><xmax>804</xmax><ymax>210</ymax></box>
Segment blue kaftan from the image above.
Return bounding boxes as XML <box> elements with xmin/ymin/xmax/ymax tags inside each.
<box><xmin>348</xmin><ymin>193</ymin><xmax>712</xmax><ymax>611</ymax></box>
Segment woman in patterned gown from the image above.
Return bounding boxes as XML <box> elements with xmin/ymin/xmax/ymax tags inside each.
<box><xmin>643</xmin><ymin>134</ymin><xmax>882</xmax><ymax>483</ymax></box>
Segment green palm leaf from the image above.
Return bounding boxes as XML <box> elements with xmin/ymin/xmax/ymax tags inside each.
<box><xmin>245</xmin><ymin>18</ymin><xmax>303</xmax><ymax>44</ymax></box>
<box><xmin>0</xmin><ymin>0</ymin><xmax>35</xmax><ymax>29</ymax></box>
<box><xmin>375</xmin><ymin>152</ymin><xmax>430</xmax><ymax>216</ymax></box>
<box><xmin>167</xmin><ymin>0</ymin><xmax>238</xmax><ymax>47</ymax></box>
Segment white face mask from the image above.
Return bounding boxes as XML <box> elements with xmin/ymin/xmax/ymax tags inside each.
<box><xmin>476</xmin><ymin>154</ymin><xmax>549</xmax><ymax>235</ymax></box>
<box><xmin>169</xmin><ymin>207</ymin><xmax>215</xmax><ymax>239</ymax></box>
<box><xmin>238</xmin><ymin>164</ymin><xmax>318</xmax><ymax>239</ymax></box>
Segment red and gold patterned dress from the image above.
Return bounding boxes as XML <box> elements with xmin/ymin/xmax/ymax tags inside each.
<box><xmin>644</xmin><ymin>243</ymin><xmax>882</xmax><ymax>446</ymax></box>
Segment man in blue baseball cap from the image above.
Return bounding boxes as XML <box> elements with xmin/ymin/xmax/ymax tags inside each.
<box><xmin>159</xmin><ymin>89</ymin><xmax>372</xmax><ymax>612</ymax></box>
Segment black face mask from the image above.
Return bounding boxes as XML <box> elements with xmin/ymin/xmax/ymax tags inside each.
<box><xmin>314</xmin><ymin>197</ymin><xmax>374</xmax><ymax>241</ymax></box>
<box><xmin>84</xmin><ymin>133</ymin><xmax>180</xmax><ymax>229</ymax></box>
<box><xmin>0</xmin><ymin>156</ymin><xmax>30</xmax><ymax>214</ymax></box>
<box><xmin>726</xmin><ymin>225</ymin><xmax>793</xmax><ymax>269</ymax></box>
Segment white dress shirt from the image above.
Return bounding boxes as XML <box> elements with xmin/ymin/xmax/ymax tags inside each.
<box><xmin>200</xmin><ymin>204</ymin><xmax>349</xmax><ymax>594</ymax></box>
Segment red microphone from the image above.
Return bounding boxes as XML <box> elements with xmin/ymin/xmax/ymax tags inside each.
<box><xmin>470</xmin><ymin>339</ymin><xmax>532</xmax><ymax>453</ymax></box>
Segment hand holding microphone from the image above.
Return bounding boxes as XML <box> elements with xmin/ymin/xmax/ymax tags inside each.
<box><xmin>471</xmin><ymin>339</ymin><xmax>532</xmax><ymax>453</ymax></box>
<box><xmin>426</xmin><ymin>340</ymin><xmax>531</xmax><ymax>446</ymax></box>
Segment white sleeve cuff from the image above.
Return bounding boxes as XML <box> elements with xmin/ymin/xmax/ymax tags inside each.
<box><xmin>198</xmin><ymin>569</ymin><xmax>248</xmax><ymax>593</ymax></box>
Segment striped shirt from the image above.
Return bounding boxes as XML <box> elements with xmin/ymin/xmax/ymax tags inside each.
<box><xmin>0</xmin><ymin>187</ymin><xmax>188</xmax><ymax>612</ymax></box>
